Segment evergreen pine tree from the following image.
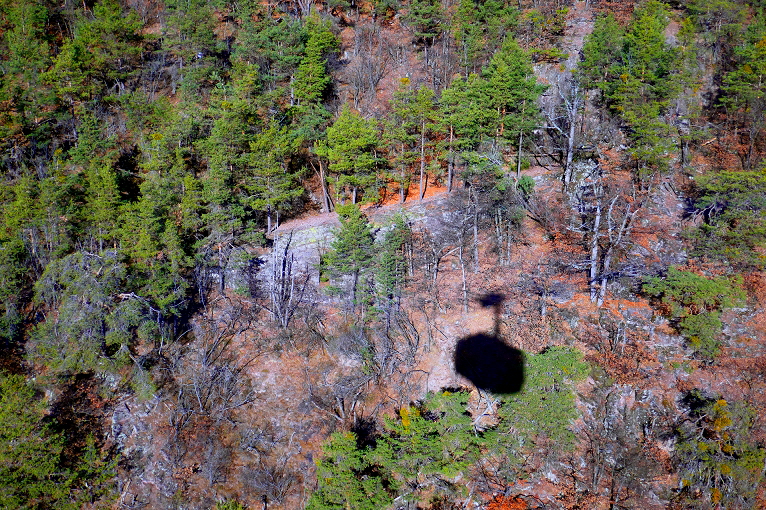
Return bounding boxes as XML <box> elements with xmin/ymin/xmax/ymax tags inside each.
<box><xmin>489</xmin><ymin>347</ymin><xmax>589</xmax><ymax>481</ymax></box>
<box><xmin>316</xmin><ymin>106</ymin><xmax>381</xmax><ymax>204</ymax></box>
<box><xmin>373</xmin><ymin>391</ymin><xmax>482</xmax><ymax>503</ymax></box>
<box><xmin>44</xmin><ymin>0</ymin><xmax>143</xmax><ymax>104</ymax></box>
<box><xmin>483</xmin><ymin>39</ymin><xmax>545</xmax><ymax>178</ymax></box>
<box><xmin>404</xmin><ymin>0</ymin><xmax>445</xmax><ymax>64</ymax></box>
<box><xmin>387</xmin><ymin>79</ymin><xmax>437</xmax><ymax>201</ymax></box>
<box><xmin>293</xmin><ymin>11</ymin><xmax>338</xmax><ymax>106</ymax></box>
<box><xmin>376</xmin><ymin>212</ymin><xmax>410</xmax><ymax>317</ymax></box>
<box><xmin>0</xmin><ymin>373</ymin><xmax>69</xmax><ymax>508</ymax></box>
<box><xmin>307</xmin><ymin>432</ymin><xmax>392</xmax><ymax>510</ymax></box>
<box><xmin>324</xmin><ymin>204</ymin><xmax>375</xmax><ymax>304</ymax></box>
<box><xmin>244</xmin><ymin>125</ymin><xmax>304</xmax><ymax>233</ymax></box>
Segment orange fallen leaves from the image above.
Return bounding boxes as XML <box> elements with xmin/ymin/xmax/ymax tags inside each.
<box><xmin>486</xmin><ymin>494</ymin><xmax>530</xmax><ymax>510</ymax></box>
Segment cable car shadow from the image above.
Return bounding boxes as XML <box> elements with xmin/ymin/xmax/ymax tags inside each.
<box><xmin>453</xmin><ymin>293</ymin><xmax>524</xmax><ymax>395</ymax></box>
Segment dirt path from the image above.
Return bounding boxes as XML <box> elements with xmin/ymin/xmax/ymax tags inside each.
<box><xmin>275</xmin><ymin>184</ymin><xmax>452</xmax><ymax>234</ymax></box>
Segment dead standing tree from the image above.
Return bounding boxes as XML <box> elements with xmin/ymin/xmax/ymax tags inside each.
<box><xmin>571</xmin><ymin>167</ymin><xmax>644</xmax><ymax>306</ymax></box>
<box><xmin>343</xmin><ymin>23</ymin><xmax>391</xmax><ymax>109</ymax></box>
<box><xmin>155</xmin><ymin>297</ymin><xmax>263</xmax><ymax>503</ymax></box>
<box><xmin>169</xmin><ymin>298</ymin><xmax>261</xmax><ymax>427</ymax></box>
<box><xmin>543</xmin><ymin>74</ymin><xmax>585</xmax><ymax>189</ymax></box>
<box><xmin>265</xmin><ymin>231</ymin><xmax>311</xmax><ymax>329</ymax></box>
<box><xmin>417</xmin><ymin>194</ymin><xmax>475</xmax><ymax>313</ymax></box>
<box><xmin>573</xmin><ymin>384</ymin><xmax>672</xmax><ymax>508</ymax></box>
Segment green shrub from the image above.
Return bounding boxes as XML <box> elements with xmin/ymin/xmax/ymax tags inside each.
<box><xmin>643</xmin><ymin>267</ymin><xmax>745</xmax><ymax>357</ymax></box>
<box><xmin>686</xmin><ymin>168</ymin><xmax>766</xmax><ymax>268</ymax></box>
<box><xmin>676</xmin><ymin>395</ymin><xmax>766</xmax><ymax>508</ymax></box>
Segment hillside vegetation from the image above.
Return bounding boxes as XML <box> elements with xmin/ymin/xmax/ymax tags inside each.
<box><xmin>1</xmin><ymin>0</ymin><xmax>766</xmax><ymax>508</ymax></box>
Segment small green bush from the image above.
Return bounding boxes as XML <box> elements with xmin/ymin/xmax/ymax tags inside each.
<box><xmin>643</xmin><ymin>267</ymin><xmax>745</xmax><ymax>357</ymax></box>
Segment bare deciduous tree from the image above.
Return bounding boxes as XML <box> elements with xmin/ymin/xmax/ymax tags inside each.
<box><xmin>167</xmin><ymin>298</ymin><xmax>262</xmax><ymax>434</ymax></box>
<box><xmin>543</xmin><ymin>75</ymin><xmax>585</xmax><ymax>188</ymax></box>
<box><xmin>574</xmin><ymin>384</ymin><xmax>671</xmax><ymax>508</ymax></box>
<box><xmin>343</xmin><ymin>23</ymin><xmax>391</xmax><ymax>109</ymax></box>
<box><xmin>266</xmin><ymin>232</ymin><xmax>311</xmax><ymax>329</ymax></box>
<box><xmin>239</xmin><ymin>425</ymin><xmax>299</xmax><ymax>505</ymax></box>
<box><xmin>570</xmin><ymin>168</ymin><xmax>645</xmax><ymax>306</ymax></box>
<box><xmin>304</xmin><ymin>363</ymin><xmax>372</xmax><ymax>425</ymax></box>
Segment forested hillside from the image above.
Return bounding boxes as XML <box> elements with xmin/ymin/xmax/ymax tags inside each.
<box><xmin>2</xmin><ymin>0</ymin><xmax>766</xmax><ymax>508</ymax></box>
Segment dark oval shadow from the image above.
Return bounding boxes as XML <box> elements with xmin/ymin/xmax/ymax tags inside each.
<box><xmin>454</xmin><ymin>333</ymin><xmax>524</xmax><ymax>394</ymax></box>
<box><xmin>453</xmin><ymin>292</ymin><xmax>524</xmax><ymax>394</ymax></box>
<box><xmin>478</xmin><ymin>292</ymin><xmax>505</xmax><ymax>308</ymax></box>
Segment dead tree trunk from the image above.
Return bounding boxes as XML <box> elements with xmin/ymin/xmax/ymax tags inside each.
<box><xmin>315</xmin><ymin>159</ymin><xmax>332</xmax><ymax>213</ymax></box>
<box><xmin>459</xmin><ymin>244</ymin><xmax>469</xmax><ymax>314</ymax></box>
<box><xmin>597</xmin><ymin>197</ymin><xmax>641</xmax><ymax>306</ymax></box>
<box><xmin>269</xmin><ymin>232</ymin><xmax>309</xmax><ymax>328</ymax></box>
<box><xmin>419</xmin><ymin>119</ymin><xmax>427</xmax><ymax>201</ymax></box>
<box><xmin>588</xmin><ymin>181</ymin><xmax>602</xmax><ymax>303</ymax></box>
<box><xmin>447</xmin><ymin>126</ymin><xmax>454</xmax><ymax>192</ymax></box>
